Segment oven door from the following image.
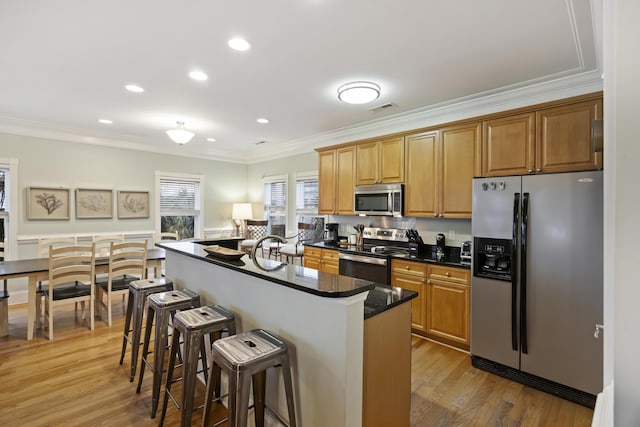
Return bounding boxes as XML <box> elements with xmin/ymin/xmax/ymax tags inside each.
<box><xmin>338</xmin><ymin>253</ymin><xmax>389</xmax><ymax>284</ymax></box>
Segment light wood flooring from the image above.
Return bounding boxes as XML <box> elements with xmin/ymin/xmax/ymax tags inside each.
<box><xmin>0</xmin><ymin>302</ymin><xmax>593</xmax><ymax>426</ymax></box>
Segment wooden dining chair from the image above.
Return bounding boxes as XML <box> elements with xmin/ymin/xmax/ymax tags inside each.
<box><xmin>92</xmin><ymin>233</ymin><xmax>125</xmax><ymax>257</ymax></box>
<box><xmin>44</xmin><ymin>243</ymin><xmax>95</xmax><ymax>340</ymax></box>
<box><xmin>279</xmin><ymin>222</ymin><xmax>317</xmax><ymax>265</ymax></box>
<box><xmin>154</xmin><ymin>232</ymin><xmax>179</xmax><ymax>244</ymax></box>
<box><xmin>95</xmin><ymin>241</ymin><xmax>147</xmax><ymax>326</ymax></box>
<box><xmin>0</xmin><ymin>241</ymin><xmax>8</xmax><ymax>337</ymax></box>
<box><xmin>36</xmin><ymin>236</ymin><xmax>78</xmax><ymax>326</ymax></box>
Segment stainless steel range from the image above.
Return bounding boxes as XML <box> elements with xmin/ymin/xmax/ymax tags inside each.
<box><xmin>338</xmin><ymin>227</ymin><xmax>410</xmax><ymax>284</ymax></box>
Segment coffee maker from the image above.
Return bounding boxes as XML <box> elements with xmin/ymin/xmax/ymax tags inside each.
<box><xmin>435</xmin><ymin>233</ymin><xmax>446</xmax><ymax>261</ymax></box>
<box><xmin>324</xmin><ymin>223</ymin><xmax>339</xmax><ymax>245</ymax></box>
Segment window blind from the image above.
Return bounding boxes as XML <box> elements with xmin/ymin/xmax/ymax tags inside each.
<box><xmin>295</xmin><ymin>177</ymin><xmax>318</xmax><ymax>213</ymax></box>
<box><xmin>159</xmin><ymin>178</ymin><xmax>200</xmax><ymax>214</ymax></box>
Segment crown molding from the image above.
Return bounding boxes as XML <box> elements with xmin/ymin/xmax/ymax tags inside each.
<box><xmin>0</xmin><ymin>70</ymin><xmax>603</xmax><ymax>165</ymax></box>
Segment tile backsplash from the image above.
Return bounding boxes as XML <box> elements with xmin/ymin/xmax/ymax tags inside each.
<box><xmin>330</xmin><ymin>215</ymin><xmax>471</xmax><ymax>247</ymax></box>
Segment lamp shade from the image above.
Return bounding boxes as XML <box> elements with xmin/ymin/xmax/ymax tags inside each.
<box><xmin>166</xmin><ymin>121</ymin><xmax>195</xmax><ymax>144</ymax></box>
<box><xmin>232</xmin><ymin>203</ymin><xmax>253</xmax><ymax>220</ymax></box>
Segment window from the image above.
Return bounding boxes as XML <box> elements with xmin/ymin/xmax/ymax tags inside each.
<box><xmin>0</xmin><ymin>168</ymin><xmax>7</xmax><ymax>249</ymax></box>
<box><xmin>263</xmin><ymin>175</ymin><xmax>287</xmax><ymax>236</ymax></box>
<box><xmin>0</xmin><ymin>158</ymin><xmax>17</xmax><ymax>260</ymax></box>
<box><xmin>156</xmin><ymin>172</ymin><xmax>204</xmax><ymax>239</ymax></box>
<box><xmin>295</xmin><ymin>171</ymin><xmax>318</xmax><ymax>222</ymax></box>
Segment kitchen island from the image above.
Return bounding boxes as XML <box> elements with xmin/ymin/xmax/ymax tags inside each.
<box><xmin>157</xmin><ymin>241</ymin><xmax>416</xmax><ymax>427</ymax></box>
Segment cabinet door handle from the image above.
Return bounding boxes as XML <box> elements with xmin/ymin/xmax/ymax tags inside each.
<box><xmin>445</xmin><ymin>272</ymin><xmax>450</xmax><ymax>277</ymax></box>
<box><xmin>433</xmin><ymin>213</ymin><xmax>438</xmax><ymax>217</ymax></box>
<box><xmin>405</xmin><ymin>265</ymin><xmax>410</xmax><ymax>270</ymax></box>
<box><xmin>427</xmin><ymin>279</ymin><xmax>431</xmax><ymax>284</ymax></box>
<box><xmin>528</xmin><ymin>169</ymin><xmax>533</xmax><ymax>173</ymax></box>
<box><xmin>536</xmin><ymin>168</ymin><xmax>541</xmax><ymax>172</ymax></box>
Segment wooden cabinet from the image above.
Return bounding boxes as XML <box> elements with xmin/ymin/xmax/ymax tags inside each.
<box><xmin>405</xmin><ymin>131</ymin><xmax>438</xmax><ymax>217</ymax></box>
<box><xmin>356</xmin><ymin>137</ymin><xmax>405</xmax><ymax>185</ymax></box>
<box><xmin>318</xmin><ymin>150</ymin><xmax>336</xmax><ymax>214</ymax></box>
<box><xmin>405</xmin><ymin>123</ymin><xmax>480</xmax><ymax>219</ymax></box>
<box><xmin>482</xmin><ymin>113</ymin><xmax>535</xmax><ymax>177</ymax></box>
<box><xmin>318</xmin><ymin>146</ymin><xmax>356</xmax><ymax>215</ymax></box>
<box><xmin>391</xmin><ymin>259</ymin><xmax>428</xmax><ymax>333</ymax></box>
<box><xmin>303</xmin><ymin>246</ymin><xmax>339</xmax><ymax>274</ymax></box>
<box><xmin>426</xmin><ymin>265</ymin><xmax>470</xmax><ymax>349</ymax></box>
<box><xmin>536</xmin><ymin>99</ymin><xmax>603</xmax><ymax>173</ymax></box>
<box><xmin>482</xmin><ymin>97</ymin><xmax>603</xmax><ymax>177</ymax></box>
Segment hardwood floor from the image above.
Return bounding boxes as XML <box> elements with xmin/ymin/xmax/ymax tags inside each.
<box><xmin>0</xmin><ymin>303</ymin><xmax>593</xmax><ymax>426</ymax></box>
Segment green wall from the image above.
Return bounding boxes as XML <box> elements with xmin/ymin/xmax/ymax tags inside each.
<box><xmin>1</xmin><ymin>132</ymin><xmax>249</xmax><ymax>237</ymax></box>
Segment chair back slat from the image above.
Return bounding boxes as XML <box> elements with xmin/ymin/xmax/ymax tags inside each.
<box><xmin>38</xmin><ymin>236</ymin><xmax>77</xmax><ymax>257</ymax></box>
<box><xmin>108</xmin><ymin>241</ymin><xmax>147</xmax><ymax>281</ymax></box>
<box><xmin>48</xmin><ymin>244</ymin><xmax>95</xmax><ymax>288</ymax></box>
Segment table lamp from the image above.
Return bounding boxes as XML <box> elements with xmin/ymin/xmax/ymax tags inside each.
<box><xmin>232</xmin><ymin>203</ymin><xmax>253</xmax><ymax>236</ymax></box>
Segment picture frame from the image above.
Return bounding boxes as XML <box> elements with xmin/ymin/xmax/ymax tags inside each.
<box><xmin>75</xmin><ymin>188</ymin><xmax>113</xmax><ymax>219</ymax></box>
<box><xmin>27</xmin><ymin>187</ymin><xmax>70</xmax><ymax>220</ymax></box>
<box><xmin>117</xmin><ymin>190</ymin><xmax>150</xmax><ymax>219</ymax></box>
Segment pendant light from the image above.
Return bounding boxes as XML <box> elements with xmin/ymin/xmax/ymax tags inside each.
<box><xmin>166</xmin><ymin>121</ymin><xmax>195</xmax><ymax>144</ymax></box>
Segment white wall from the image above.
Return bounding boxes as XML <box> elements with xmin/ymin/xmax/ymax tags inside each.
<box><xmin>609</xmin><ymin>0</ymin><xmax>640</xmax><ymax>425</ymax></box>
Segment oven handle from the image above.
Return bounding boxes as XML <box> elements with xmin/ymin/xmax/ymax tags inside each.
<box><xmin>338</xmin><ymin>253</ymin><xmax>388</xmax><ymax>266</ymax></box>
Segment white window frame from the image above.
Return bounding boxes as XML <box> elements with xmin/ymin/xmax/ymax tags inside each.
<box><xmin>0</xmin><ymin>158</ymin><xmax>18</xmax><ymax>260</ymax></box>
<box><xmin>155</xmin><ymin>171</ymin><xmax>205</xmax><ymax>239</ymax></box>
<box><xmin>262</xmin><ymin>174</ymin><xmax>288</xmax><ymax>234</ymax></box>
<box><xmin>295</xmin><ymin>171</ymin><xmax>319</xmax><ymax>223</ymax></box>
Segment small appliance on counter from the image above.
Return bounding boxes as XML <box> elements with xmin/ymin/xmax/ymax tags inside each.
<box><xmin>460</xmin><ymin>240</ymin><xmax>472</xmax><ymax>265</ymax></box>
<box><xmin>406</xmin><ymin>229</ymin><xmax>428</xmax><ymax>257</ymax></box>
<box><xmin>324</xmin><ymin>223</ymin><xmax>339</xmax><ymax>245</ymax></box>
<box><xmin>435</xmin><ymin>233</ymin><xmax>446</xmax><ymax>261</ymax></box>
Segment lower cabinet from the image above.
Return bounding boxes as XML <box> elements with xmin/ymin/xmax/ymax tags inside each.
<box><xmin>303</xmin><ymin>247</ymin><xmax>339</xmax><ymax>274</ymax></box>
<box><xmin>391</xmin><ymin>259</ymin><xmax>470</xmax><ymax>350</ymax></box>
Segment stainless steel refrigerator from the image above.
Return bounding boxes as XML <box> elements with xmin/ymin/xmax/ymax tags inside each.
<box><xmin>470</xmin><ymin>170</ymin><xmax>603</xmax><ymax>407</ymax></box>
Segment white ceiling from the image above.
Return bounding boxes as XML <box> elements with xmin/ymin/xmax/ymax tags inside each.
<box><xmin>0</xmin><ymin>0</ymin><xmax>602</xmax><ymax>164</ymax></box>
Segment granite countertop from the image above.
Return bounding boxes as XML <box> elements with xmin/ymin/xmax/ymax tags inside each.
<box><xmin>157</xmin><ymin>240</ymin><xmax>416</xmax><ymax>319</ymax></box>
<box><xmin>306</xmin><ymin>241</ymin><xmax>471</xmax><ymax>270</ymax></box>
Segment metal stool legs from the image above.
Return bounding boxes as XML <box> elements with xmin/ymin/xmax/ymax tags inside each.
<box><xmin>203</xmin><ymin>329</ymin><xmax>297</xmax><ymax>427</ymax></box>
<box><xmin>119</xmin><ymin>278</ymin><xmax>173</xmax><ymax>381</ymax></box>
<box><xmin>135</xmin><ymin>289</ymin><xmax>200</xmax><ymax>418</ymax></box>
<box><xmin>159</xmin><ymin>304</ymin><xmax>236</xmax><ymax>427</ymax></box>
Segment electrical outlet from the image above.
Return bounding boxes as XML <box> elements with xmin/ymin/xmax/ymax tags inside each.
<box><xmin>448</xmin><ymin>230</ymin><xmax>455</xmax><ymax>240</ymax></box>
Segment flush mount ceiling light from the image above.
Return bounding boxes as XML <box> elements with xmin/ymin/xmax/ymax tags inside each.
<box><xmin>166</xmin><ymin>121</ymin><xmax>195</xmax><ymax>145</ymax></box>
<box><xmin>337</xmin><ymin>81</ymin><xmax>381</xmax><ymax>104</ymax></box>
<box><xmin>189</xmin><ymin>70</ymin><xmax>208</xmax><ymax>81</ymax></box>
<box><xmin>98</xmin><ymin>119</ymin><xmax>112</xmax><ymax>124</ymax></box>
<box><xmin>228</xmin><ymin>37</ymin><xmax>251</xmax><ymax>51</ymax></box>
<box><xmin>125</xmin><ymin>84</ymin><xmax>144</xmax><ymax>93</ymax></box>
<box><xmin>256</xmin><ymin>118</ymin><xmax>269</xmax><ymax>124</ymax></box>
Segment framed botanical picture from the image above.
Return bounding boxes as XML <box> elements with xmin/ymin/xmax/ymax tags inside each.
<box><xmin>27</xmin><ymin>187</ymin><xmax>70</xmax><ymax>220</ymax></box>
<box><xmin>117</xmin><ymin>190</ymin><xmax>150</xmax><ymax>219</ymax></box>
<box><xmin>75</xmin><ymin>188</ymin><xmax>113</xmax><ymax>219</ymax></box>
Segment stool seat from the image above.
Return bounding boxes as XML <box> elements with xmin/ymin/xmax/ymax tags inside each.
<box><xmin>137</xmin><ymin>288</ymin><xmax>201</xmax><ymax>418</ymax></box>
<box><xmin>120</xmin><ymin>278</ymin><xmax>173</xmax><ymax>381</ymax></box>
<box><xmin>159</xmin><ymin>305</ymin><xmax>236</xmax><ymax>427</ymax></box>
<box><xmin>203</xmin><ymin>329</ymin><xmax>297</xmax><ymax>427</ymax></box>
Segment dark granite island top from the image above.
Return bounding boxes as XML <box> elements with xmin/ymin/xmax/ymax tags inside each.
<box><xmin>158</xmin><ymin>240</ymin><xmax>416</xmax><ymax>319</ymax></box>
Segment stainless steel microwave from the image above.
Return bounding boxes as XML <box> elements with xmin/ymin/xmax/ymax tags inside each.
<box><xmin>354</xmin><ymin>183</ymin><xmax>403</xmax><ymax>216</ymax></box>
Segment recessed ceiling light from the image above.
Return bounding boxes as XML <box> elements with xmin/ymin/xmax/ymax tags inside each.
<box><xmin>125</xmin><ymin>84</ymin><xmax>144</xmax><ymax>93</ymax></box>
<box><xmin>256</xmin><ymin>118</ymin><xmax>269</xmax><ymax>124</ymax></box>
<box><xmin>207</xmin><ymin>137</ymin><xmax>216</xmax><ymax>142</ymax></box>
<box><xmin>337</xmin><ymin>81</ymin><xmax>381</xmax><ymax>104</ymax></box>
<box><xmin>189</xmin><ymin>71</ymin><xmax>208</xmax><ymax>81</ymax></box>
<box><xmin>98</xmin><ymin>119</ymin><xmax>113</xmax><ymax>124</ymax></box>
<box><xmin>228</xmin><ymin>38</ymin><xmax>251</xmax><ymax>51</ymax></box>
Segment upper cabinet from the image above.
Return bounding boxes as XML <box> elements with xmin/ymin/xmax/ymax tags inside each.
<box><xmin>536</xmin><ymin>99</ymin><xmax>603</xmax><ymax>174</ymax></box>
<box><xmin>318</xmin><ymin>146</ymin><xmax>356</xmax><ymax>215</ymax></box>
<box><xmin>482</xmin><ymin>113</ymin><xmax>535</xmax><ymax>177</ymax></box>
<box><xmin>405</xmin><ymin>123</ymin><xmax>481</xmax><ymax>219</ymax></box>
<box><xmin>482</xmin><ymin>97</ymin><xmax>602</xmax><ymax>177</ymax></box>
<box><xmin>356</xmin><ymin>137</ymin><xmax>405</xmax><ymax>185</ymax></box>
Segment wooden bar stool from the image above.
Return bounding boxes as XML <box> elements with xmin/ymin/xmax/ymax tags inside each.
<box><xmin>136</xmin><ymin>289</ymin><xmax>201</xmax><ymax>418</ymax></box>
<box><xmin>158</xmin><ymin>304</ymin><xmax>236</xmax><ymax>427</ymax></box>
<box><xmin>202</xmin><ymin>329</ymin><xmax>297</xmax><ymax>427</ymax></box>
<box><xmin>119</xmin><ymin>277</ymin><xmax>173</xmax><ymax>381</ymax></box>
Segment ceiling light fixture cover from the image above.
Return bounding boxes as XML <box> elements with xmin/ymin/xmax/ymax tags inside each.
<box><xmin>166</xmin><ymin>121</ymin><xmax>195</xmax><ymax>144</ymax></box>
<box><xmin>337</xmin><ymin>81</ymin><xmax>381</xmax><ymax>104</ymax></box>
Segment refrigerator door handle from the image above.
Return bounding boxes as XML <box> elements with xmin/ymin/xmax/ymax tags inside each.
<box><xmin>511</xmin><ymin>193</ymin><xmax>520</xmax><ymax>351</ymax></box>
<box><xmin>521</xmin><ymin>192</ymin><xmax>530</xmax><ymax>354</ymax></box>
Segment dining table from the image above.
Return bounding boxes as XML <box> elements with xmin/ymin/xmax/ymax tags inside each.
<box><xmin>0</xmin><ymin>248</ymin><xmax>165</xmax><ymax>340</ymax></box>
